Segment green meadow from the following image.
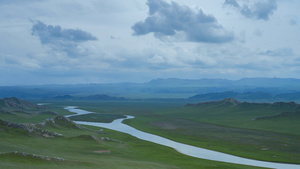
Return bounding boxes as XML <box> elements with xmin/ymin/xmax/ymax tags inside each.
<box><xmin>0</xmin><ymin>104</ymin><xmax>263</xmax><ymax>169</ymax></box>
<box><xmin>122</xmin><ymin>99</ymin><xmax>300</xmax><ymax>164</ymax></box>
<box><xmin>45</xmin><ymin>99</ymin><xmax>300</xmax><ymax>164</ymax></box>
<box><xmin>1</xmin><ymin>98</ymin><xmax>300</xmax><ymax>168</ymax></box>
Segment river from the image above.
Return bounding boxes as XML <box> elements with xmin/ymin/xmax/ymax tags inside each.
<box><xmin>64</xmin><ymin>106</ymin><xmax>300</xmax><ymax>169</ymax></box>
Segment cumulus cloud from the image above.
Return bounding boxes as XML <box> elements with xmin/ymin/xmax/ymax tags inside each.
<box><xmin>224</xmin><ymin>0</ymin><xmax>277</xmax><ymax>21</ymax></box>
<box><xmin>132</xmin><ymin>0</ymin><xmax>234</xmax><ymax>43</ymax></box>
<box><xmin>31</xmin><ymin>20</ymin><xmax>97</xmax><ymax>57</ymax></box>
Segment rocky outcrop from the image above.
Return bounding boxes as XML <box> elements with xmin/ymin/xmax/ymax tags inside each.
<box><xmin>0</xmin><ymin>108</ymin><xmax>13</xmax><ymax>114</ymax></box>
<box><xmin>38</xmin><ymin>116</ymin><xmax>108</xmax><ymax>134</ymax></box>
<box><xmin>0</xmin><ymin>119</ymin><xmax>62</xmax><ymax>137</ymax></box>
<box><xmin>0</xmin><ymin>151</ymin><xmax>64</xmax><ymax>161</ymax></box>
<box><xmin>0</xmin><ymin>97</ymin><xmax>46</xmax><ymax>109</ymax></box>
<box><xmin>40</xmin><ymin>116</ymin><xmax>82</xmax><ymax>129</ymax></box>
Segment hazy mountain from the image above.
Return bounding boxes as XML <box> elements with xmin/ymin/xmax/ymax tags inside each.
<box><xmin>52</xmin><ymin>94</ymin><xmax>125</xmax><ymax>100</ymax></box>
<box><xmin>147</xmin><ymin>78</ymin><xmax>233</xmax><ymax>87</ymax></box>
<box><xmin>82</xmin><ymin>94</ymin><xmax>125</xmax><ymax>100</ymax></box>
<box><xmin>276</xmin><ymin>92</ymin><xmax>300</xmax><ymax>100</ymax></box>
<box><xmin>0</xmin><ymin>78</ymin><xmax>300</xmax><ymax>100</ymax></box>
<box><xmin>189</xmin><ymin>91</ymin><xmax>277</xmax><ymax>102</ymax></box>
<box><xmin>53</xmin><ymin>95</ymin><xmax>74</xmax><ymax>100</ymax></box>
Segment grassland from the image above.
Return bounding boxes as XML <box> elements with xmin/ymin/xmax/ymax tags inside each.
<box><xmin>39</xmin><ymin>99</ymin><xmax>300</xmax><ymax>164</ymax></box>
<box><xmin>123</xmin><ymin>99</ymin><xmax>300</xmax><ymax>164</ymax></box>
<box><xmin>0</xmin><ymin>99</ymin><xmax>265</xmax><ymax>169</ymax></box>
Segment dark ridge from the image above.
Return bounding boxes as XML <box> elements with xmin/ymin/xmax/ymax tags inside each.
<box><xmin>81</xmin><ymin>94</ymin><xmax>125</xmax><ymax>100</ymax></box>
<box><xmin>53</xmin><ymin>94</ymin><xmax>125</xmax><ymax>100</ymax></box>
<box><xmin>255</xmin><ymin>111</ymin><xmax>300</xmax><ymax>120</ymax></box>
<box><xmin>189</xmin><ymin>91</ymin><xmax>277</xmax><ymax>102</ymax></box>
<box><xmin>186</xmin><ymin>98</ymin><xmax>300</xmax><ymax>108</ymax></box>
<box><xmin>186</xmin><ymin>98</ymin><xmax>241</xmax><ymax>107</ymax></box>
<box><xmin>0</xmin><ymin>97</ymin><xmax>46</xmax><ymax>109</ymax></box>
<box><xmin>271</xmin><ymin>101</ymin><xmax>299</xmax><ymax>108</ymax></box>
<box><xmin>189</xmin><ymin>91</ymin><xmax>239</xmax><ymax>100</ymax></box>
<box><xmin>53</xmin><ymin>95</ymin><xmax>74</xmax><ymax>100</ymax></box>
<box><xmin>221</xmin><ymin>98</ymin><xmax>241</xmax><ymax>105</ymax></box>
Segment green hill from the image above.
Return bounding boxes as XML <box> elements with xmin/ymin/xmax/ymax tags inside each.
<box><xmin>43</xmin><ymin>116</ymin><xmax>82</xmax><ymax>129</ymax></box>
<box><xmin>0</xmin><ymin>97</ymin><xmax>58</xmax><ymax>123</ymax></box>
<box><xmin>158</xmin><ymin>98</ymin><xmax>300</xmax><ymax>135</ymax></box>
<box><xmin>0</xmin><ymin>97</ymin><xmax>45</xmax><ymax>110</ymax></box>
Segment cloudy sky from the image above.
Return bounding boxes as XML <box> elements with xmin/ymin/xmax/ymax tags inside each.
<box><xmin>0</xmin><ymin>0</ymin><xmax>300</xmax><ymax>85</ymax></box>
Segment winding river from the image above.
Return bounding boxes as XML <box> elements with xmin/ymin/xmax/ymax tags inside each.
<box><xmin>64</xmin><ymin>106</ymin><xmax>300</xmax><ymax>169</ymax></box>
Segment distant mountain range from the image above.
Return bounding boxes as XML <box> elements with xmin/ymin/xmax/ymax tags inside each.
<box><xmin>147</xmin><ymin>77</ymin><xmax>300</xmax><ymax>89</ymax></box>
<box><xmin>189</xmin><ymin>91</ymin><xmax>300</xmax><ymax>102</ymax></box>
<box><xmin>53</xmin><ymin>94</ymin><xmax>125</xmax><ymax>101</ymax></box>
<box><xmin>0</xmin><ymin>78</ymin><xmax>300</xmax><ymax>101</ymax></box>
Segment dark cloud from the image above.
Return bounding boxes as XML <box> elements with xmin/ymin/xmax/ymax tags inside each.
<box><xmin>31</xmin><ymin>20</ymin><xmax>97</xmax><ymax>44</ymax></box>
<box><xmin>224</xmin><ymin>0</ymin><xmax>277</xmax><ymax>21</ymax></box>
<box><xmin>132</xmin><ymin>0</ymin><xmax>234</xmax><ymax>43</ymax></box>
<box><xmin>31</xmin><ymin>20</ymin><xmax>97</xmax><ymax>57</ymax></box>
<box><xmin>223</xmin><ymin>0</ymin><xmax>240</xmax><ymax>8</ymax></box>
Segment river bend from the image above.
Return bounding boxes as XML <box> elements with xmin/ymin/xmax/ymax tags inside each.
<box><xmin>64</xmin><ymin>106</ymin><xmax>300</xmax><ymax>169</ymax></box>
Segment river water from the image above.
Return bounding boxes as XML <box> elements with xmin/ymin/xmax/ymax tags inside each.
<box><xmin>64</xmin><ymin>106</ymin><xmax>300</xmax><ymax>169</ymax></box>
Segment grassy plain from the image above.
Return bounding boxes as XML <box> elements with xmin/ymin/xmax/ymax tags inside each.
<box><xmin>0</xmin><ymin>100</ymin><xmax>265</xmax><ymax>169</ymax></box>
<box><xmin>41</xmin><ymin>99</ymin><xmax>300</xmax><ymax>164</ymax></box>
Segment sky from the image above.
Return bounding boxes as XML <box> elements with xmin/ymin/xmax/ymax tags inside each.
<box><xmin>0</xmin><ymin>0</ymin><xmax>300</xmax><ymax>85</ymax></box>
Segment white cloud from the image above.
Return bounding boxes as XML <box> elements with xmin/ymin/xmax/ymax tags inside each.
<box><xmin>224</xmin><ymin>0</ymin><xmax>277</xmax><ymax>21</ymax></box>
<box><xmin>0</xmin><ymin>0</ymin><xmax>300</xmax><ymax>85</ymax></box>
<box><xmin>31</xmin><ymin>20</ymin><xmax>97</xmax><ymax>57</ymax></box>
<box><xmin>132</xmin><ymin>0</ymin><xmax>234</xmax><ymax>43</ymax></box>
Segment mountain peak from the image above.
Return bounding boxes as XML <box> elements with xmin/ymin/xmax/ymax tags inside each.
<box><xmin>221</xmin><ymin>98</ymin><xmax>241</xmax><ymax>105</ymax></box>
